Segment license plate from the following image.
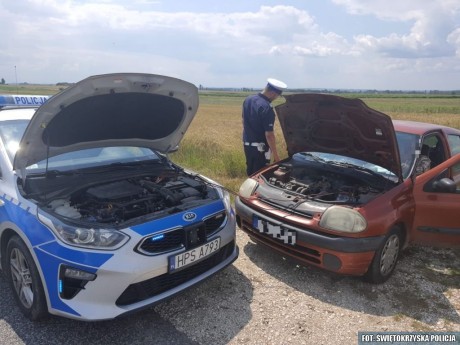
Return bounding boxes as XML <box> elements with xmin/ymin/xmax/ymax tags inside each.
<box><xmin>169</xmin><ymin>237</ymin><xmax>221</xmax><ymax>272</ymax></box>
<box><xmin>253</xmin><ymin>215</ymin><xmax>296</xmax><ymax>245</ymax></box>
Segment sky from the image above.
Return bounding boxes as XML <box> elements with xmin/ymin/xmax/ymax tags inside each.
<box><xmin>1</xmin><ymin>0</ymin><xmax>459</xmax><ymax>90</ymax></box>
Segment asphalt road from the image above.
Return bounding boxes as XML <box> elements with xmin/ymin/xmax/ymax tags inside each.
<box><xmin>1</xmin><ymin>230</ymin><xmax>459</xmax><ymax>345</ymax></box>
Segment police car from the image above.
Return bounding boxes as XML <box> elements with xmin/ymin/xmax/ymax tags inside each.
<box><xmin>0</xmin><ymin>73</ymin><xmax>238</xmax><ymax>320</ymax></box>
<box><xmin>0</xmin><ymin>94</ymin><xmax>50</xmax><ymax>109</ymax></box>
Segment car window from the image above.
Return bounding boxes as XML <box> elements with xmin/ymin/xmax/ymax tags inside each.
<box><xmin>301</xmin><ymin>152</ymin><xmax>397</xmax><ymax>180</ymax></box>
<box><xmin>452</xmin><ymin>161</ymin><xmax>460</xmax><ymax>185</ymax></box>
<box><xmin>436</xmin><ymin>161</ymin><xmax>460</xmax><ymax>193</ymax></box>
<box><xmin>421</xmin><ymin>133</ymin><xmax>446</xmax><ymax>169</ymax></box>
<box><xmin>396</xmin><ymin>131</ymin><xmax>419</xmax><ymax>179</ymax></box>
<box><xmin>447</xmin><ymin>135</ymin><xmax>460</xmax><ymax>155</ymax></box>
<box><xmin>0</xmin><ymin>119</ymin><xmax>29</xmax><ymax>162</ymax></box>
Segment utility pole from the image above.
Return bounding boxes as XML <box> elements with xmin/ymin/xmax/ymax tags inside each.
<box><xmin>14</xmin><ymin>65</ymin><xmax>18</xmax><ymax>93</ymax></box>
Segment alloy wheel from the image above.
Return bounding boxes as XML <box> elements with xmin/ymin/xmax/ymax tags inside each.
<box><xmin>10</xmin><ymin>247</ymin><xmax>34</xmax><ymax>309</ymax></box>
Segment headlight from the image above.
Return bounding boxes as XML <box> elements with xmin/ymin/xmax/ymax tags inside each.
<box><xmin>319</xmin><ymin>206</ymin><xmax>367</xmax><ymax>233</ymax></box>
<box><xmin>38</xmin><ymin>212</ymin><xmax>129</xmax><ymax>250</ymax></box>
<box><xmin>239</xmin><ymin>178</ymin><xmax>258</xmax><ymax>199</ymax></box>
<box><xmin>218</xmin><ymin>186</ymin><xmax>232</xmax><ymax>213</ymax></box>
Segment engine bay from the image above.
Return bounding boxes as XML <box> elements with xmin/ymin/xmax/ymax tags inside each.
<box><xmin>44</xmin><ymin>173</ymin><xmax>215</xmax><ymax>226</ymax></box>
<box><xmin>261</xmin><ymin>160</ymin><xmax>392</xmax><ymax>205</ymax></box>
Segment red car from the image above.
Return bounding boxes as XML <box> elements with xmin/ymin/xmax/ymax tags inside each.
<box><xmin>236</xmin><ymin>94</ymin><xmax>460</xmax><ymax>283</ymax></box>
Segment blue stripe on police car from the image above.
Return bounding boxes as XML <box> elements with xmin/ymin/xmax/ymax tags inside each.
<box><xmin>183</xmin><ymin>212</ymin><xmax>197</xmax><ymax>222</ymax></box>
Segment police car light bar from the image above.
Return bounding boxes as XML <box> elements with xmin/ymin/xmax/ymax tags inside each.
<box><xmin>0</xmin><ymin>94</ymin><xmax>50</xmax><ymax>109</ymax></box>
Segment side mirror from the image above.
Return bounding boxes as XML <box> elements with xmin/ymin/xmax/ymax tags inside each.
<box><xmin>432</xmin><ymin>178</ymin><xmax>456</xmax><ymax>193</ymax></box>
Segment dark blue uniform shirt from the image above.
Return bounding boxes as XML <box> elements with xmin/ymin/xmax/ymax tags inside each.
<box><xmin>242</xmin><ymin>93</ymin><xmax>275</xmax><ymax>144</ymax></box>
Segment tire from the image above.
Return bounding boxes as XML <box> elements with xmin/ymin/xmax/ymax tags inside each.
<box><xmin>364</xmin><ymin>227</ymin><xmax>402</xmax><ymax>284</ymax></box>
<box><xmin>5</xmin><ymin>236</ymin><xmax>48</xmax><ymax>320</ymax></box>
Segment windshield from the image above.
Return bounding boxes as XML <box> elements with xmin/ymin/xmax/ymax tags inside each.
<box><xmin>396</xmin><ymin>131</ymin><xmax>419</xmax><ymax>179</ymax></box>
<box><xmin>295</xmin><ymin>131</ymin><xmax>419</xmax><ymax>180</ymax></box>
<box><xmin>26</xmin><ymin>147</ymin><xmax>160</xmax><ymax>172</ymax></box>
<box><xmin>295</xmin><ymin>152</ymin><xmax>398</xmax><ymax>181</ymax></box>
<box><xmin>0</xmin><ymin>119</ymin><xmax>160</xmax><ymax>171</ymax></box>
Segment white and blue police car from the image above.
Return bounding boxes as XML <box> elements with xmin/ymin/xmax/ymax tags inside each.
<box><xmin>0</xmin><ymin>73</ymin><xmax>238</xmax><ymax>321</ymax></box>
<box><xmin>0</xmin><ymin>94</ymin><xmax>50</xmax><ymax>109</ymax></box>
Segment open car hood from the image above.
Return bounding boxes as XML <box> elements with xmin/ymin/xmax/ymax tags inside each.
<box><xmin>14</xmin><ymin>73</ymin><xmax>198</xmax><ymax>171</ymax></box>
<box><xmin>275</xmin><ymin>94</ymin><xmax>402</xmax><ymax>179</ymax></box>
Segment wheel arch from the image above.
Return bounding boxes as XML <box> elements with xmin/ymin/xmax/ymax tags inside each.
<box><xmin>0</xmin><ymin>225</ymin><xmax>51</xmax><ymax>312</ymax></box>
<box><xmin>1</xmin><ymin>228</ymin><xmax>14</xmax><ymax>270</ymax></box>
<box><xmin>390</xmin><ymin>221</ymin><xmax>408</xmax><ymax>249</ymax></box>
<box><xmin>1</xmin><ymin>222</ymin><xmax>38</xmax><ymax>259</ymax></box>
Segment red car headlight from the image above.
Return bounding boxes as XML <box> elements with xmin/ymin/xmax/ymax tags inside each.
<box><xmin>319</xmin><ymin>206</ymin><xmax>367</xmax><ymax>233</ymax></box>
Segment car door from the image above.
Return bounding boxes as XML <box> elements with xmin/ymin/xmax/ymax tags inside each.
<box><xmin>411</xmin><ymin>153</ymin><xmax>460</xmax><ymax>247</ymax></box>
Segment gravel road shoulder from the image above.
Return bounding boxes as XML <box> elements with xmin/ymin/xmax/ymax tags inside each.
<box><xmin>156</xmin><ymin>230</ymin><xmax>460</xmax><ymax>344</ymax></box>
<box><xmin>1</xmin><ymin>229</ymin><xmax>459</xmax><ymax>345</ymax></box>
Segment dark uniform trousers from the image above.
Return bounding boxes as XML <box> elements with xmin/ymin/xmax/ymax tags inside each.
<box><xmin>244</xmin><ymin>145</ymin><xmax>269</xmax><ymax>176</ymax></box>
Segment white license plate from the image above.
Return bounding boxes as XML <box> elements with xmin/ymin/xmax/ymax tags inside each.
<box><xmin>253</xmin><ymin>215</ymin><xmax>297</xmax><ymax>245</ymax></box>
<box><xmin>169</xmin><ymin>237</ymin><xmax>221</xmax><ymax>272</ymax></box>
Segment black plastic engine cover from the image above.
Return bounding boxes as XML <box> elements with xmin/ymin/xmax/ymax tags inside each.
<box><xmin>86</xmin><ymin>181</ymin><xmax>143</xmax><ymax>200</ymax></box>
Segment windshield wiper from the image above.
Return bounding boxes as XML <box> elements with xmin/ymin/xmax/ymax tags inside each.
<box><xmin>27</xmin><ymin>169</ymin><xmax>81</xmax><ymax>178</ymax></box>
<box><xmin>108</xmin><ymin>159</ymin><xmax>162</xmax><ymax>168</ymax></box>
<box><xmin>67</xmin><ymin>160</ymin><xmax>165</xmax><ymax>175</ymax></box>
<box><xmin>28</xmin><ymin>159</ymin><xmax>164</xmax><ymax>177</ymax></box>
<box><xmin>298</xmin><ymin>152</ymin><xmax>327</xmax><ymax>163</ymax></box>
<box><xmin>327</xmin><ymin>161</ymin><xmax>387</xmax><ymax>179</ymax></box>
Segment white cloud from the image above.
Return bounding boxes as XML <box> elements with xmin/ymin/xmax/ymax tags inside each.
<box><xmin>447</xmin><ymin>28</ymin><xmax>460</xmax><ymax>57</ymax></box>
<box><xmin>0</xmin><ymin>1</ymin><xmax>458</xmax><ymax>89</ymax></box>
<box><xmin>333</xmin><ymin>0</ymin><xmax>460</xmax><ymax>58</ymax></box>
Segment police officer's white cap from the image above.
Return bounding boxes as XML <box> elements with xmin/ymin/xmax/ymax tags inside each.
<box><xmin>267</xmin><ymin>78</ymin><xmax>287</xmax><ymax>94</ymax></box>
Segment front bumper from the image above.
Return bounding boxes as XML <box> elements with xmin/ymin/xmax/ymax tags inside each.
<box><xmin>36</xmin><ymin>205</ymin><xmax>238</xmax><ymax>321</ymax></box>
<box><xmin>235</xmin><ymin>197</ymin><xmax>384</xmax><ymax>276</ymax></box>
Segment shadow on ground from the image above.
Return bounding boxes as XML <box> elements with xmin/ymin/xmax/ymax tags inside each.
<box><xmin>243</xmin><ymin>240</ymin><xmax>460</xmax><ymax>326</ymax></box>
<box><xmin>0</xmin><ymin>265</ymin><xmax>252</xmax><ymax>345</ymax></box>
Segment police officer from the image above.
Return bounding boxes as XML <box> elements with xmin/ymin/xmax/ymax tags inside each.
<box><xmin>242</xmin><ymin>78</ymin><xmax>287</xmax><ymax>176</ymax></box>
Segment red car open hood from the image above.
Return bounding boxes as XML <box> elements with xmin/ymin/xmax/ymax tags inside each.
<box><xmin>275</xmin><ymin>94</ymin><xmax>402</xmax><ymax>179</ymax></box>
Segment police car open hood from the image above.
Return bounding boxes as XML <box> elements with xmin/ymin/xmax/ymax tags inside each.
<box><xmin>275</xmin><ymin>93</ymin><xmax>402</xmax><ymax>179</ymax></box>
<box><xmin>14</xmin><ymin>73</ymin><xmax>198</xmax><ymax>171</ymax></box>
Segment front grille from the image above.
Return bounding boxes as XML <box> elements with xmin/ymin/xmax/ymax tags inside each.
<box><xmin>136</xmin><ymin>211</ymin><xmax>227</xmax><ymax>256</ymax></box>
<box><xmin>116</xmin><ymin>240</ymin><xmax>235</xmax><ymax>306</ymax></box>
<box><xmin>259</xmin><ymin>198</ymin><xmax>314</xmax><ymax>219</ymax></box>
<box><xmin>137</xmin><ymin>228</ymin><xmax>185</xmax><ymax>255</ymax></box>
<box><xmin>203</xmin><ymin>211</ymin><xmax>227</xmax><ymax>237</ymax></box>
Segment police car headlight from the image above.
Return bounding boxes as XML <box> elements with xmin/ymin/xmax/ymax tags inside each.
<box><xmin>214</xmin><ymin>185</ymin><xmax>231</xmax><ymax>213</ymax></box>
<box><xmin>38</xmin><ymin>213</ymin><xmax>129</xmax><ymax>250</ymax></box>
<box><xmin>239</xmin><ymin>178</ymin><xmax>258</xmax><ymax>199</ymax></box>
<box><xmin>220</xmin><ymin>188</ymin><xmax>232</xmax><ymax>213</ymax></box>
<box><xmin>319</xmin><ymin>206</ymin><xmax>367</xmax><ymax>233</ymax></box>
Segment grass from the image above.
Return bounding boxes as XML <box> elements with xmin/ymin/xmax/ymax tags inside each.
<box><xmin>171</xmin><ymin>92</ymin><xmax>460</xmax><ymax>194</ymax></box>
<box><xmin>0</xmin><ymin>84</ymin><xmax>62</xmax><ymax>95</ymax></box>
<box><xmin>170</xmin><ymin>103</ymin><xmax>253</xmax><ymax>193</ymax></box>
<box><xmin>170</xmin><ymin>96</ymin><xmax>290</xmax><ymax>193</ymax></box>
<box><xmin>2</xmin><ymin>85</ymin><xmax>459</xmax><ymax>194</ymax></box>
